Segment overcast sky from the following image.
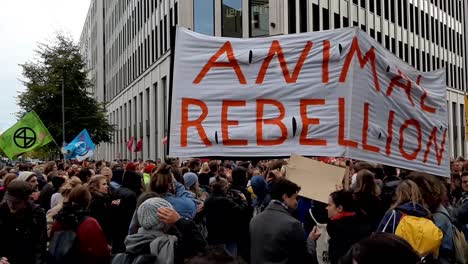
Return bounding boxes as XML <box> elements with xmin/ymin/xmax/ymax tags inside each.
<box><xmin>0</xmin><ymin>0</ymin><xmax>90</xmax><ymax>133</ymax></box>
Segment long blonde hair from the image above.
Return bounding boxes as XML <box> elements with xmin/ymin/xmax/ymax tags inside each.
<box><xmin>390</xmin><ymin>180</ymin><xmax>430</xmax><ymax>215</ymax></box>
<box><xmin>199</xmin><ymin>162</ymin><xmax>210</xmax><ymax>174</ymax></box>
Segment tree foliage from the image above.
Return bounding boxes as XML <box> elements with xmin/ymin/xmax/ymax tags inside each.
<box><xmin>18</xmin><ymin>34</ymin><xmax>114</xmax><ymax>147</ymax></box>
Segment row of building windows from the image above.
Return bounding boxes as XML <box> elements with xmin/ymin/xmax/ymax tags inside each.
<box><xmin>104</xmin><ymin>1</ymin><xmax>178</xmax><ymax>102</ymax></box>
<box><xmin>108</xmin><ymin>77</ymin><xmax>168</xmax><ymax>159</ymax></box>
<box><xmin>298</xmin><ymin>2</ymin><xmax>465</xmax><ymax>91</ymax></box>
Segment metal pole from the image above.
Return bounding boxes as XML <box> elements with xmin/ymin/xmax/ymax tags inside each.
<box><xmin>61</xmin><ymin>79</ymin><xmax>65</xmax><ymax>147</ymax></box>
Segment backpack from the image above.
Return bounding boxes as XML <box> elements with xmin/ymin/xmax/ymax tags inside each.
<box><xmin>48</xmin><ymin>217</ymin><xmax>88</xmax><ymax>264</ymax></box>
<box><xmin>112</xmin><ymin>253</ymin><xmax>157</xmax><ymax>264</ymax></box>
<box><xmin>435</xmin><ymin>211</ymin><xmax>468</xmax><ymax>264</ymax></box>
<box><xmin>383</xmin><ymin>210</ymin><xmax>443</xmax><ymax>257</ymax></box>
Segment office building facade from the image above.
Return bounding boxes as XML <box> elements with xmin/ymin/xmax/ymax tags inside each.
<box><xmin>80</xmin><ymin>0</ymin><xmax>468</xmax><ymax>161</ymax></box>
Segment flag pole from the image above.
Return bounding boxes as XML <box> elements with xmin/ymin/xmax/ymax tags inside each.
<box><xmin>61</xmin><ymin>79</ymin><xmax>66</xmax><ymax>148</ymax></box>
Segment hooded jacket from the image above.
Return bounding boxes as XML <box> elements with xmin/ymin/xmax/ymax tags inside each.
<box><xmin>123</xmin><ymin>229</ymin><xmax>177</xmax><ymax>264</ymax></box>
<box><xmin>377</xmin><ymin>202</ymin><xmax>429</xmax><ymax>233</ymax></box>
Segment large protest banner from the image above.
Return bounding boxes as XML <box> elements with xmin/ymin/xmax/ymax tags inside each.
<box><xmin>169</xmin><ymin>27</ymin><xmax>449</xmax><ymax>177</ymax></box>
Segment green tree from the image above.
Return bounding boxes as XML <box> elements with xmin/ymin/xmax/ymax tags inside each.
<box><xmin>18</xmin><ymin>34</ymin><xmax>113</xmax><ymax>147</ymax></box>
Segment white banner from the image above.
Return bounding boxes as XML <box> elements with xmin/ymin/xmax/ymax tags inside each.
<box><xmin>169</xmin><ymin>27</ymin><xmax>449</xmax><ymax>177</ymax></box>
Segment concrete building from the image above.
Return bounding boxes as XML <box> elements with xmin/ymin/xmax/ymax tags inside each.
<box><xmin>80</xmin><ymin>0</ymin><xmax>468</xmax><ymax>161</ymax></box>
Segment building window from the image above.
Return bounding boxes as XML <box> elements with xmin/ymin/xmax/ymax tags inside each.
<box><xmin>334</xmin><ymin>13</ymin><xmax>340</xmax><ymax>28</ymax></box>
<box><xmin>313</xmin><ymin>4</ymin><xmax>320</xmax><ymax>31</ymax></box>
<box><xmin>323</xmin><ymin>8</ymin><xmax>330</xmax><ymax>30</ymax></box>
<box><xmin>250</xmin><ymin>0</ymin><xmax>269</xmax><ymax>37</ymax></box>
<box><xmin>194</xmin><ymin>0</ymin><xmax>214</xmax><ymax>36</ymax></box>
<box><xmin>461</xmin><ymin>104</ymin><xmax>465</xmax><ymax>157</ymax></box>
<box><xmin>288</xmin><ymin>0</ymin><xmax>296</xmax><ymax>33</ymax></box>
<box><xmin>222</xmin><ymin>0</ymin><xmax>242</xmax><ymax>37</ymax></box>
<box><xmin>453</xmin><ymin>102</ymin><xmax>458</xmax><ymax>157</ymax></box>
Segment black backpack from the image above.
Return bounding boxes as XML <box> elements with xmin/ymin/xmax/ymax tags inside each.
<box><xmin>48</xmin><ymin>217</ymin><xmax>87</xmax><ymax>264</ymax></box>
<box><xmin>112</xmin><ymin>253</ymin><xmax>157</xmax><ymax>264</ymax></box>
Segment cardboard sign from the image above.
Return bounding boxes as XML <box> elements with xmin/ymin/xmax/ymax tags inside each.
<box><xmin>169</xmin><ymin>27</ymin><xmax>449</xmax><ymax>177</ymax></box>
<box><xmin>286</xmin><ymin>154</ymin><xmax>345</xmax><ymax>203</ymax></box>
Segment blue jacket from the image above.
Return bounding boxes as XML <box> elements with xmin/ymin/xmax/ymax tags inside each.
<box><xmin>377</xmin><ymin>202</ymin><xmax>429</xmax><ymax>233</ymax></box>
<box><xmin>163</xmin><ymin>181</ymin><xmax>198</xmax><ymax>219</ymax></box>
<box><xmin>433</xmin><ymin>206</ymin><xmax>455</xmax><ymax>260</ymax></box>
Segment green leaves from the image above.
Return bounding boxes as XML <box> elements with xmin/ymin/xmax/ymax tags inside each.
<box><xmin>18</xmin><ymin>33</ymin><xmax>114</xmax><ymax>146</ymax></box>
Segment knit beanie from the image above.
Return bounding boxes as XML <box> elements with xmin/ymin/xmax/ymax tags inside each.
<box><xmin>183</xmin><ymin>172</ymin><xmax>198</xmax><ymax>189</ymax></box>
<box><xmin>137</xmin><ymin>197</ymin><xmax>173</xmax><ymax>231</ymax></box>
<box><xmin>16</xmin><ymin>171</ymin><xmax>36</xmax><ymax>182</ymax></box>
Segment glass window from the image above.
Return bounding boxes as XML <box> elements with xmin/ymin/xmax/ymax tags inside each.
<box><xmin>250</xmin><ymin>0</ymin><xmax>269</xmax><ymax>37</ymax></box>
<box><xmin>222</xmin><ymin>0</ymin><xmax>243</xmax><ymax>37</ymax></box>
<box><xmin>194</xmin><ymin>0</ymin><xmax>214</xmax><ymax>36</ymax></box>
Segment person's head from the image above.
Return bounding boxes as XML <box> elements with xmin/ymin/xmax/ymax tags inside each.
<box><xmin>76</xmin><ymin>167</ymin><xmax>93</xmax><ymax>183</ymax></box>
<box><xmin>270</xmin><ymin>178</ymin><xmax>301</xmax><ymax>210</ymax></box>
<box><xmin>136</xmin><ymin>191</ymin><xmax>161</xmax><ymax>209</ymax></box>
<box><xmin>340</xmin><ymin>233</ymin><xmax>420</xmax><ymax>264</ymax></box>
<box><xmin>59</xmin><ymin>177</ymin><xmax>82</xmax><ymax>202</ymax></box>
<box><xmin>125</xmin><ymin>162</ymin><xmax>137</xmax><ymax>172</ymax></box>
<box><xmin>3</xmin><ymin>181</ymin><xmax>33</xmax><ymax>214</ymax></box>
<box><xmin>68</xmin><ymin>186</ymin><xmax>92</xmax><ymax>209</ymax></box>
<box><xmin>407</xmin><ymin>172</ymin><xmax>447</xmax><ymax>212</ymax></box>
<box><xmin>383</xmin><ymin>165</ymin><xmax>398</xmax><ymax>179</ymax></box>
<box><xmin>18</xmin><ymin>163</ymin><xmax>31</xmax><ymax>172</ymax></box>
<box><xmin>16</xmin><ymin>171</ymin><xmax>39</xmax><ymax>191</ymax></box>
<box><xmin>461</xmin><ymin>172</ymin><xmax>468</xmax><ymax>192</ymax></box>
<box><xmin>183</xmin><ymin>172</ymin><xmax>199</xmax><ymax>191</ymax></box>
<box><xmin>122</xmin><ymin>170</ymin><xmax>143</xmax><ymax>195</ymax></box>
<box><xmin>100</xmin><ymin>167</ymin><xmax>112</xmax><ymax>182</ymax></box>
<box><xmin>210</xmin><ymin>176</ymin><xmax>229</xmax><ymax>195</ymax></box>
<box><xmin>391</xmin><ymin>179</ymin><xmax>427</xmax><ymax>211</ymax></box>
<box><xmin>137</xmin><ymin>197</ymin><xmax>173</xmax><ymax>232</ymax></box>
<box><xmin>88</xmin><ymin>175</ymin><xmax>109</xmax><ymax>195</ymax></box>
<box><xmin>189</xmin><ymin>158</ymin><xmax>201</xmax><ymax>172</ymax></box>
<box><xmin>2</xmin><ymin>173</ymin><xmax>17</xmax><ymax>188</ymax></box>
<box><xmin>250</xmin><ymin>175</ymin><xmax>267</xmax><ymax>200</ymax></box>
<box><xmin>452</xmin><ymin>161</ymin><xmax>463</xmax><ymax>173</ymax></box>
<box><xmin>327</xmin><ymin>190</ymin><xmax>355</xmax><ymax>219</ymax></box>
<box><xmin>144</xmin><ymin>164</ymin><xmax>157</xmax><ymax>174</ymax></box>
<box><xmin>171</xmin><ymin>166</ymin><xmax>184</xmax><ymax>185</ymax></box>
<box><xmin>208</xmin><ymin>161</ymin><xmax>219</xmax><ymax>174</ymax></box>
<box><xmin>199</xmin><ymin>162</ymin><xmax>210</xmax><ymax>174</ymax></box>
<box><xmin>150</xmin><ymin>163</ymin><xmax>174</xmax><ymax>194</ymax></box>
<box><xmin>44</xmin><ymin>161</ymin><xmax>57</xmax><ymax>175</ymax></box>
<box><xmin>51</xmin><ymin>174</ymin><xmax>66</xmax><ymax>192</ymax></box>
<box><xmin>354</xmin><ymin>169</ymin><xmax>379</xmax><ymax>196</ymax></box>
<box><xmin>232</xmin><ymin>167</ymin><xmax>248</xmax><ymax>188</ymax></box>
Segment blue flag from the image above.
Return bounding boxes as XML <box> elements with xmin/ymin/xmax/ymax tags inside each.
<box><xmin>64</xmin><ymin>129</ymin><xmax>95</xmax><ymax>161</ymax></box>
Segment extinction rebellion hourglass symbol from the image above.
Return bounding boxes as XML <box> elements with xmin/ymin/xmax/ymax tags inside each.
<box><xmin>13</xmin><ymin>127</ymin><xmax>37</xmax><ymax>149</ymax></box>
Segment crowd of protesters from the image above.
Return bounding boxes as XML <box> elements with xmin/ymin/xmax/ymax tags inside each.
<box><xmin>0</xmin><ymin>157</ymin><xmax>466</xmax><ymax>264</ymax></box>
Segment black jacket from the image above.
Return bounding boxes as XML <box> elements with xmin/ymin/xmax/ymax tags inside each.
<box><xmin>204</xmin><ymin>192</ymin><xmax>247</xmax><ymax>244</ymax></box>
<box><xmin>0</xmin><ymin>201</ymin><xmax>47</xmax><ymax>264</ymax></box>
<box><xmin>327</xmin><ymin>213</ymin><xmax>371</xmax><ymax>264</ymax></box>
<box><xmin>112</xmin><ymin>187</ymin><xmax>137</xmax><ymax>253</ymax></box>
<box><xmin>89</xmin><ymin>192</ymin><xmax>116</xmax><ymax>243</ymax></box>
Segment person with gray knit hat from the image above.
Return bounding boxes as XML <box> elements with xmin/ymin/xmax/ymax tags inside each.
<box><xmin>114</xmin><ymin>198</ymin><xmax>178</xmax><ymax>264</ymax></box>
<box><xmin>112</xmin><ymin>197</ymin><xmax>207</xmax><ymax>264</ymax></box>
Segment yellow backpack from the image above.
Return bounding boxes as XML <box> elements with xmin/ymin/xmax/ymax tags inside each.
<box><xmin>393</xmin><ymin>212</ymin><xmax>443</xmax><ymax>257</ymax></box>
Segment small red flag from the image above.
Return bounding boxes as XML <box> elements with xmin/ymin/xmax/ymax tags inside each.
<box><xmin>134</xmin><ymin>138</ymin><xmax>143</xmax><ymax>152</ymax></box>
<box><xmin>127</xmin><ymin>137</ymin><xmax>135</xmax><ymax>151</ymax></box>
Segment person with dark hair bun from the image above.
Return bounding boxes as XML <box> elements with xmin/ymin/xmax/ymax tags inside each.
<box><xmin>311</xmin><ymin>190</ymin><xmax>371</xmax><ymax>264</ymax></box>
<box><xmin>204</xmin><ymin>176</ymin><xmax>248</xmax><ymax>257</ymax></box>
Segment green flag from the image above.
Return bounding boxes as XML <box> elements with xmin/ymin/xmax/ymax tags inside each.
<box><xmin>0</xmin><ymin>111</ymin><xmax>54</xmax><ymax>160</ymax></box>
